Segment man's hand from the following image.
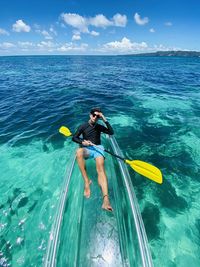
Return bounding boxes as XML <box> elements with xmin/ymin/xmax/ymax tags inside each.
<box><xmin>82</xmin><ymin>140</ymin><xmax>94</xmax><ymax>146</ymax></box>
<box><xmin>97</xmin><ymin>112</ymin><xmax>107</xmax><ymax>122</ymax></box>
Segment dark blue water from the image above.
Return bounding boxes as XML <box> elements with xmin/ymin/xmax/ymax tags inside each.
<box><xmin>0</xmin><ymin>56</ymin><xmax>200</xmax><ymax>266</ymax></box>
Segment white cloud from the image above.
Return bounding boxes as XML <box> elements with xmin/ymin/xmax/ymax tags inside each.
<box><xmin>72</xmin><ymin>34</ymin><xmax>81</xmax><ymax>41</ymax></box>
<box><xmin>37</xmin><ymin>41</ymin><xmax>55</xmax><ymax>49</ymax></box>
<box><xmin>39</xmin><ymin>30</ymin><xmax>53</xmax><ymax>40</ymax></box>
<box><xmin>61</xmin><ymin>13</ymin><xmax>89</xmax><ymax>33</ymax></box>
<box><xmin>0</xmin><ymin>28</ymin><xmax>9</xmax><ymax>35</ymax></box>
<box><xmin>57</xmin><ymin>42</ymin><xmax>88</xmax><ymax>52</ymax></box>
<box><xmin>165</xmin><ymin>22</ymin><xmax>173</xmax><ymax>26</ymax></box>
<box><xmin>89</xmin><ymin>13</ymin><xmax>127</xmax><ymax>28</ymax></box>
<box><xmin>36</xmin><ymin>41</ymin><xmax>57</xmax><ymax>53</ymax></box>
<box><xmin>12</xmin><ymin>20</ymin><xmax>31</xmax><ymax>32</ymax></box>
<box><xmin>35</xmin><ymin>25</ymin><xmax>55</xmax><ymax>39</ymax></box>
<box><xmin>153</xmin><ymin>44</ymin><xmax>181</xmax><ymax>51</ymax></box>
<box><xmin>18</xmin><ymin>41</ymin><xmax>34</xmax><ymax>47</ymax></box>
<box><xmin>36</xmin><ymin>29</ymin><xmax>52</xmax><ymax>39</ymax></box>
<box><xmin>98</xmin><ymin>38</ymin><xmax>184</xmax><ymax>54</ymax></box>
<box><xmin>61</xmin><ymin>12</ymin><xmax>127</xmax><ymax>35</ymax></box>
<box><xmin>134</xmin><ymin>13</ymin><xmax>149</xmax><ymax>25</ymax></box>
<box><xmin>89</xmin><ymin>14</ymin><xmax>112</xmax><ymax>28</ymax></box>
<box><xmin>49</xmin><ymin>27</ymin><xmax>57</xmax><ymax>36</ymax></box>
<box><xmin>0</xmin><ymin>42</ymin><xmax>15</xmax><ymax>49</ymax></box>
<box><xmin>90</xmin><ymin>30</ymin><xmax>99</xmax><ymax>36</ymax></box>
<box><xmin>102</xmin><ymin>37</ymin><xmax>148</xmax><ymax>53</ymax></box>
<box><xmin>112</xmin><ymin>13</ymin><xmax>127</xmax><ymax>27</ymax></box>
<box><xmin>0</xmin><ymin>39</ymin><xmax>186</xmax><ymax>55</ymax></box>
<box><xmin>150</xmin><ymin>28</ymin><xmax>155</xmax><ymax>33</ymax></box>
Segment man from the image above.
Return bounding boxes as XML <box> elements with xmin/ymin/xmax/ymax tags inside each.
<box><xmin>72</xmin><ymin>108</ymin><xmax>114</xmax><ymax>212</ymax></box>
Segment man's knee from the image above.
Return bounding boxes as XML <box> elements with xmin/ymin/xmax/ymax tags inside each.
<box><xmin>76</xmin><ymin>148</ymin><xmax>84</xmax><ymax>159</ymax></box>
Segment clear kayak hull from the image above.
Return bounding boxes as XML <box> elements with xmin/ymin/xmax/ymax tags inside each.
<box><xmin>44</xmin><ymin>136</ymin><xmax>153</xmax><ymax>267</ymax></box>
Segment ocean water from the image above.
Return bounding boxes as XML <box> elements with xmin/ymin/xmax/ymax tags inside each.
<box><xmin>0</xmin><ymin>55</ymin><xmax>200</xmax><ymax>266</ymax></box>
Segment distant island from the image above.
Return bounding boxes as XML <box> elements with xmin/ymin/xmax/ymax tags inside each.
<box><xmin>126</xmin><ymin>51</ymin><xmax>200</xmax><ymax>57</ymax></box>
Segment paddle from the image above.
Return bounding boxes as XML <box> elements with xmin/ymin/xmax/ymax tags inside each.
<box><xmin>59</xmin><ymin>126</ymin><xmax>163</xmax><ymax>184</ymax></box>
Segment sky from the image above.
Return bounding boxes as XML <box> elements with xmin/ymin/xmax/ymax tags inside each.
<box><xmin>0</xmin><ymin>0</ymin><xmax>200</xmax><ymax>55</ymax></box>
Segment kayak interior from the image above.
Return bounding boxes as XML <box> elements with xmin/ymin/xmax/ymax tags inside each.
<box><xmin>44</xmin><ymin>136</ymin><xmax>153</xmax><ymax>267</ymax></box>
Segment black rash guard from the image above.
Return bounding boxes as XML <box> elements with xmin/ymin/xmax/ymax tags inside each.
<box><xmin>72</xmin><ymin>121</ymin><xmax>114</xmax><ymax>145</ymax></box>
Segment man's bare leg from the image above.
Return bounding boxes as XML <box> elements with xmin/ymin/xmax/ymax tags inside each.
<box><xmin>76</xmin><ymin>148</ymin><xmax>91</xmax><ymax>198</ymax></box>
<box><xmin>96</xmin><ymin>157</ymin><xmax>113</xmax><ymax>211</ymax></box>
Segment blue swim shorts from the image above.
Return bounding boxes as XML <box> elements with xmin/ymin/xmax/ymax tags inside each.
<box><xmin>84</xmin><ymin>145</ymin><xmax>105</xmax><ymax>159</ymax></box>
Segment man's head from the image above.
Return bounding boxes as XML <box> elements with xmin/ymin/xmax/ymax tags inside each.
<box><xmin>90</xmin><ymin>107</ymin><xmax>101</xmax><ymax>123</ymax></box>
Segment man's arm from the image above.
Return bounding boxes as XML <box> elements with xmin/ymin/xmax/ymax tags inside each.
<box><xmin>72</xmin><ymin>124</ymin><xmax>94</xmax><ymax>146</ymax></box>
<box><xmin>98</xmin><ymin>113</ymin><xmax>114</xmax><ymax>135</ymax></box>
<box><xmin>72</xmin><ymin>125</ymin><xmax>83</xmax><ymax>144</ymax></box>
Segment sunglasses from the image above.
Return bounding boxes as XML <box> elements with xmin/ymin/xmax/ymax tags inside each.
<box><xmin>92</xmin><ymin>113</ymin><xmax>100</xmax><ymax>118</ymax></box>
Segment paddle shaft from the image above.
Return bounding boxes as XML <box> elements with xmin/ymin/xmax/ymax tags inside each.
<box><xmin>98</xmin><ymin>147</ymin><xmax>125</xmax><ymax>161</ymax></box>
<box><xmin>74</xmin><ymin>136</ymin><xmax>126</xmax><ymax>161</ymax></box>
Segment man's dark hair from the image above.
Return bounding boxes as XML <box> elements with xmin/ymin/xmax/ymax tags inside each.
<box><xmin>90</xmin><ymin>107</ymin><xmax>101</xmax><ymax>114</ymax></box>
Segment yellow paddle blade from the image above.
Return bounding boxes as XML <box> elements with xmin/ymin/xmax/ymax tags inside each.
<box><xmin>125</xmin><ymin>160</ymin><xmax>163</xmax><ymax>184</ymax></box>
<box><xmin>59</xmin><ymin>126</ymin><xmax>72</xmax><ymax>137</ymax></box>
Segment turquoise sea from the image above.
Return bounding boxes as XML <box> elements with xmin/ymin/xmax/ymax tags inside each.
<box><xmin>0</xmin><ymin>56</ymin><xmax>200</xmax><ymax>266</ymax></box>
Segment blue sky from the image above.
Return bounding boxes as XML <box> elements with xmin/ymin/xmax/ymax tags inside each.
<box><xmin>0</xmin><ymin>0</ymin><xmax>200</xmax><ymax>55</ymax></box>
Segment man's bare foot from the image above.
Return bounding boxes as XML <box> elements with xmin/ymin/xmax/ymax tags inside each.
<box><xmin>84</xmin><ymin>180</ymin><xmax>92</xmax><ymax>198</ymax></box>
<box><xmin>102</xmin><ymin>195</ymin><xmax>113</xmax><ymax>212</ymax></box>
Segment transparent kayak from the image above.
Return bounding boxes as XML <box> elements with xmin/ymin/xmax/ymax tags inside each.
<box><xmin>44</xmin><ymin>136</ymin><xmax>153</xmax><ymax>267</ymax></box>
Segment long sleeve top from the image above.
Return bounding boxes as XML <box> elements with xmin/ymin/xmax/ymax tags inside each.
<box><xmin>72</xmin><ymin>121</ymin><xmax>114</xmax><ymax>145</ymax></box>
